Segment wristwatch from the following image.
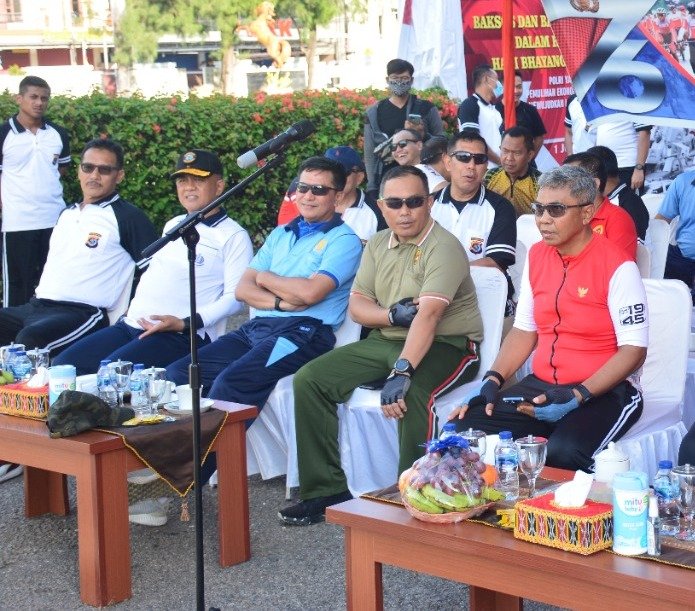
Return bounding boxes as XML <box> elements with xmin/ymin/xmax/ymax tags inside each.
<box><xmin>392</xmin><ymin>358</ymin><xmax>415</xmax><ymax>377</ymax></box>
<box><xmin>574</xmin><ymin>383</ymin><xmax>593</xmax><ymax>404</ymax></box>
<box><xmin>634</xmin><ymin>163</ymin><xmax>645</xmax><ymax>171</ymax></box>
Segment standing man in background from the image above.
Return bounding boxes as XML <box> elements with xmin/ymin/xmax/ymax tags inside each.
<box><xmin>0</xmin><ymin>76</ymin><xmax>71</xmax><ymax>307</ymax></box>
<box><xmin>363</xmin><ymin>58</ymin><xmax>444</xmax><ymax>202</ymax></box>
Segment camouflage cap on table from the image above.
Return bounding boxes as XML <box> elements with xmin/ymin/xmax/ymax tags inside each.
<box><xmin>46</xmin><ymin>390</ymin><xmax>135</xmax><ymax>438</ymax></box>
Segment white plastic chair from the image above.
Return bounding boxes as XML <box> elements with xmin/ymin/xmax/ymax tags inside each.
<box><xmin>642</xmin><ymin>192</ymin><xmax>665</xmax><ymax>219</ymax></box>
<box><xmin>614</xmin><ymin>279</ymin><xmax>690</xmax><ymax>481</ymax></box>
<box><xmin>107</xmin><ymin>267</ymin><xmax>135</xmax><ymax>324</ymax></box>
<box><xmin>645</xmin><ymin>218</ymin><xmax>670</xmax><ymax>280</ymax></box>
<box><xmin>635</xmin><ymin>243</ymin><xmax>651</xmax><ymax>278</ymax></box>
<box><xmin>507</xmin><ymin>240</ymin><xmax>527</xmax><ymax>299</ymax></box>
<box><xmin>338</xmin><ymin>266</ymin><xmax>509</xmax><ymax>496</ymax></box>
<box><xmin>244</xmin><ymin>314</ymin><xmax>362</xmax><ymax>493</ymax></box>
<box><xmin>516</xmin><ymin>214</ymin><xmax>541</xmax><ymax>253</ymax></box>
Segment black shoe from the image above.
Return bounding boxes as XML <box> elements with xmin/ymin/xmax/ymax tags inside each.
<box><xmin>278</xmin><ymin>490</ymin><xmax>352</xmax><ymax>526</ymax></box>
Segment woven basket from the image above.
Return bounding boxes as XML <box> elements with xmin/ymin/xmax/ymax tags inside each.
<box><xmin>0</xmin><ymin>382</ymin><xmax>50</xmax><ymax>420</ymax></box>
<box><xmin>402</xmin><ymin>497</ymin><xmax>494</xmax><ymax>523</ymax></box>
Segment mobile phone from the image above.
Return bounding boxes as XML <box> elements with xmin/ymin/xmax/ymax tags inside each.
<box><xmin>502</xmin><ymin>396</ymin><xmax>526</xmax><ymax>404</ymax></box>
<box><xmin>407</xmin><ymin>113</ymin><xmax>422</xmax><ymax>125</ymax></box>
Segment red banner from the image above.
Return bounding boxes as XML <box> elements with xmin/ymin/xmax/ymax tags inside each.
<box><xmin>461</xmin><ymin>0</ymin><xmax>573</xmax><ymax>166</ymax></box>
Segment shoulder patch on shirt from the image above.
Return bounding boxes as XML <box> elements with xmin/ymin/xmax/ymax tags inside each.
<box><xmin>195</xmin><ymin>254</ymin><xmax>205</xmax><ymax>266</ymax></box>
<box><xmin>85</xmin><ymin>232</ymin><xmax>101</xmax><ymax>248</ymax></box>
<box><xmin>578</xmin><ymin>287</ymin><xmax>588</xmax><ymax>298</ymax></box>
<box><xmin>619</xmin><ymin>303</ymin><xmax>646</xmax><ymax>325</ymax></box>
<box><xmin>314</xmin><ymin>239</ymin><xmax>327</xmax><ymax>253</ymax></box>
<box><xmin>592</xmin><ymin>224</ymin><xmax>604</xmax><ymax>235</ymax></box>
<box><xmin>469</xmin><ymin>236</ymin><xmax>484</xmax><ymax>255</ymax></box>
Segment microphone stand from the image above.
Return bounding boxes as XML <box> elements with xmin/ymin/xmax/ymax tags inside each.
<box><xmin>141</xmin><ymin>153</ymin><xmax>286</xmax><ymax>611</ymax></box>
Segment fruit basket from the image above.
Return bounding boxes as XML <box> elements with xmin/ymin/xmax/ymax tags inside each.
<box><xmin>0</xmin><ymin>382</ymin><xmax>50</xmax><ymax>419</ymax></box>
<box><xmin>399</xmin><ymin>435</ymin><xmax>503</xmax><ymax>523</ymax></box>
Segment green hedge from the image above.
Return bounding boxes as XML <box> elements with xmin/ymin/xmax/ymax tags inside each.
<box><xmin>0</xmin><ymin>88</ymin><xmax>459</xmax><ymax>245</ymax></box>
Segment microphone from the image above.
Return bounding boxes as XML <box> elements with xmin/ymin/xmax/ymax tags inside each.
<box><xmin>236</xmin><ymin>119</ymin><xmax>315</xmax><ymax>169</ymax></box>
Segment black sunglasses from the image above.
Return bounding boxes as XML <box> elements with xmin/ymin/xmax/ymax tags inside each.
<box><xmin>296</xmin><ymin>182</ymin><xmax>338</xmax><ymax>196</ymax></box>
<box><xmin>449</xmin><ymin>151</ymin><xmax>488</xmax><ymax>165</ymax></box>
<box><xmin>80</xmin><ymin>162</ymin><xmax>120</xmax><ymax>176</ymax></box>
<box><xmin>391</xmin><ymin>139</ymin><xmax>417</xmax><ymax>150</ymax></box>
<box><xmin>379</xmin><ymin>196</ymin><xmax>427</xmax><ymax>210</ymax></box>
<box><xmin>531</xmin><ymin>201</ymin><xmax>593</xmax><ymax>218</ymax></box>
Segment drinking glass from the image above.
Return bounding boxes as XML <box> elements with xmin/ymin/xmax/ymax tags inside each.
<box><xmin>673</xmin><ymin>464</ymin><xmax>695</xmax><ymax>541</ymax></box>
<box><xmin>144</xmin><ymin>367</ymin><xmax>167</xmax><ymax>414</ymax></box>
<box><xmin>459</xmin><ymin>428</ymin><xmax>487</xmax><ymax>462</ymax></box>
<box><xmin>26</xmin><ymin>348</ymin><xmax>50</xmax><ymax>374</ymax></box>
<box><xmin>108</xmin><ymin>360</ymin><xmax>132</xmax><ymax>407</ymax></box>
<box><xmin>515</xmin><ymin>435</ymin><xmax>548</xmax><ymax>498</ymax></box>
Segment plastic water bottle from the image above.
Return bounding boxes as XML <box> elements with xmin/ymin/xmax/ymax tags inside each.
<box><xmin>494</xmin><ymin>430</ymin><xmax>519</xmax><ymax>501</ymax></box>
<box><xmin>439</xmin><ymin>422</ymin><xmax>457</xmax><ymax>440</ymax></box>
<box><xmin>129</xmin><ymin>363</ymin><xmax>148</xmax><ymax>413</ymax></box>
<box><xmin>11</xmin><ymin>350</ymin><xmax>32</xmax><ymax>380</ymax></box>
<box><xmin>96</xmin><ymin>359</ymin><xmax>118</xmax><ymax>407</ymax></box>
<box><xmin>5</xmin><ymin>346</ymin><xmax>20</xmax><ymax>377</ymax></box>
<box><xmin>653</xmin><ymin>460</ymin><xmax>680</xmax><ymax>536</ymax></box>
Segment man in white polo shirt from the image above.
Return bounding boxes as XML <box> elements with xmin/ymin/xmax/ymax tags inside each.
<box><xmin>457</xmin><ymin>64</ymin><xmax>504</xmax><ymax>167</ymax></box>
<box><xmin>54</xmin><ymin>149</ymin><xmax>253</xmax><ymax>375</ymax></box>
<box><xmin>0</xmin><ymin>138</ymin><xmax>157</xmax><ymax>356</ymax></box>
<box><xmin>0</xmin><ymin>76</ymin><xmax>71</xmax><ymax>307</ymax></box>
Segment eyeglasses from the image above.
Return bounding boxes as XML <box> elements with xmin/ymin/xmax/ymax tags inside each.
<box><xmin>531</xmin><ymin>201</ymin><xmax>593</xmax><ymax>218</ymax></box>
<box><xmin>378</xmin><ymin>196</ymin><xmax>427</xmax><ymax>210</ymax></box>
<box><xmin>80</xmin><ymin>162</ymin><xmax>120</xmax><ymax>176</ymax></box>
<box><xmin>391</xmin><ymin>139</ymin><xmax>417</xmax><ymax>151</ymax></box>
<box><xmin>449</xmin><ymin>151</ymin><xmax>488</xmax><ymax>165</ymax></box>
<box><xmin>296</xmin><ymin>181</ymin><xmax>338</xmax><ymax>196</ymax></box>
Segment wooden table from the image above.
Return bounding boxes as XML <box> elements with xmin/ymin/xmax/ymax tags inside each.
<box><xmin>327</xmin><ymin>467</ymin><xmax>695</xmax><ymax>610</ymax></box>
<box><xmin>0</xmin><ymin>400</ymin><xmax>257</xmax><ymax>607</ymax></box>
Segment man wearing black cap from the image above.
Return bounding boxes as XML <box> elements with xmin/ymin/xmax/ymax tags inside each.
<box><xmin>54</xmin><ymin>149</ymin><xmax>253</xmax><ymax>374</ymax></box>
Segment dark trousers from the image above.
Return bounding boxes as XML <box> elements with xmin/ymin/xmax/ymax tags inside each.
<box><xmin>664</xmin><ymin>244</ymin><xmax>695</xmax><ymax>299</ymax></box>
<box><xmin>2</xmin><ymin>228</ymin><xmax>52</xmax><ymax>307</ymax></box>
<box><xmin>455</xmin><ymin>374</ymin><xmax>643</xmax><ymax>471</ymax></box>
<box><xmin>52</xmin><ymin>319</ymin><xmax>210</xmax><ymax>376</ymax></box>
<box><xmin>166</xmin><ymin>316</ymin><xmax>336</xmax><ymax>413</ymax></box>
<box><xmin>0</xmin><ymin>297</ymin><xmax>109</xmax><ymax>357</ymax></box>
<box><xmin>617</xmin><ymin>167</ymin><xmax>645</xmax><ymax>196</ymax></box>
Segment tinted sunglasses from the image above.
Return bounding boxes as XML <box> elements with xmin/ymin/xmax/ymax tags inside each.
<box><xmin>531</xmin><ymin>201</ymin><xmax>593</xmax><ymax>218</ymax></box>
<box><xmin>296</xmin><ymin>181</ymin><xmax>338</xmax><ymax>196</ymax></box>
<box><xmin>391</xmin><ymin>139</ymin><xmax>417</xmax><ymax>150</ymax></box>
<box><xmin>449</xmin><ymin>151</ymin><xmax>488</xmax><ymax>165</ymax></box>
<box><xmin>80</xmin><ymin>162</ymin><xmax>120</xmax><ymax>175</ymax></box>
<box><xmin>379</xmin><ymin>196</ymin><xmax>427</xmax><ymax>210</ymax></box>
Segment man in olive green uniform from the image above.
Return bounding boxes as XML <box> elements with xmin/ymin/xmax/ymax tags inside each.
<box><xmin>279</xmin><ymin>165</ymin><xmax>483</xmax><ymax>525</ymax></box>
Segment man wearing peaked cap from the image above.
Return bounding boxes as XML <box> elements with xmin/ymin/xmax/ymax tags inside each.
<box><xmin>54</xmin><ymin>149</ymin><xmax>254</xmax><ymax>374</ymax></box>
<box><xmin>277</xmin><ymin>145</ymin><xmax>386</xmax><ymax>241</ymax></box>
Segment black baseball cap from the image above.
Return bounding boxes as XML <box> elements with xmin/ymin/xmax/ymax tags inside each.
<box><xmin>171</xmin><ymin>149</ymin><xmax>223</xmax><ymax>178</ymax></box>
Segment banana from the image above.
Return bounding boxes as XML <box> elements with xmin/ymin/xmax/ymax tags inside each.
<box><xmin>483</xmin><ymin>486</ymin><xmax>505</xmax><ymax>502</ymax></box>
<box><xmin>421</xmin><ymin>484</ymin><xmax>459</xmax><ymax>511</ymax></box>
<box><xmin>404</xmin><ymin>486</ymin><xmax>445</xmax><ymax>514</ymax></box>
<box><xmin>2</xmin><ymin>370</ymin><xmax>14</xmax><ymax>383</ymax></box>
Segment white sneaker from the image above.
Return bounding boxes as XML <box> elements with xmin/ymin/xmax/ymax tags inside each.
<box><xmin>0</xmin><ymin>462</ymin><xmax>22</xmax><ymax>483</ymax></box>
<box><xmin>127</xmin><ymin>468</ymin><xmax>158</xmax><ymax>485</ymax></box>
<box><xmin>128</xmin><ymin>497</ymin><xmax>170</xmax><ymax>527</ymax></box>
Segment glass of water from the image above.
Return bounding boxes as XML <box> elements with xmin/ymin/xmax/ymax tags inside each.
<box><xmin>144</xmin><ymin>367</ymin><xmax>167</xmax><ymax>414</ymax></box>
<box><xmin>515</xmin><ymin>435</ymin><xmax>548</xmax><ymax>498</ymax></box>
<box><xmin>673</xmin><ymin>464</ymin><xmax>695</xmax><ymax>541</ymax></box>
<box><xmin>108</xmin><ymin>360</ymin><xmax>132</xmax><ymax>407</ymax></box>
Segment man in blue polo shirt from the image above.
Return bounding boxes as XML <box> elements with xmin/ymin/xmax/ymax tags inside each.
<box><xmin>166</xmin><ymin>156</ymin><xmax>363</xmax><ymax>412</ymax></box>
<box><xmin>656</xmin><ymin>169</ymin><xmax>695</xmax><ymax>302</ymax></box>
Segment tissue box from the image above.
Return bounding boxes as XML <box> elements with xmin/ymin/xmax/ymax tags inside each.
<box><xmin>514</xmin><ymin>493</ymin><xmax>613</xmax><ymax>555</ymax></box>
<box><xmin>0</xmin><ymin>382</ymin><xmax>50</xmax><ymax>420</ymax></box>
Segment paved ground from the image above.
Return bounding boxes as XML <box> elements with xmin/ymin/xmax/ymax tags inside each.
<box><xmin>0</xmin><ymin>471</ymin><xmax>567</xmax><ymax>611</ymax></box>
<box><xmin>0</xmin><ymin>310</ymin><xmax>565</xmax><ymax>610</ymax></box>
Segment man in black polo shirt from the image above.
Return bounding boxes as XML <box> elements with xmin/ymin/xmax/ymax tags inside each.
<box><xmin>363</xmin><ymin>58</ymin><xmax>445</xmax><ymax>201</ymax></box>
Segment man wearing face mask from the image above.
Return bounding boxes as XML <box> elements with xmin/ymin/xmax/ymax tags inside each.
<box><xmin>363</xmin><ymin>58</ymin><xmax>445</xmax><ymax>202</ymax></box>
<box><xmin>457</xmin><ymin>64</ymin><xmax>504</xmax><ymax>168</ymax></box>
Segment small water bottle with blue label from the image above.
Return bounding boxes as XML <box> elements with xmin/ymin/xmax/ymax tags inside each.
<box><xmin>129</xmin><ymin>363</ymin><xmax>148</xmax><ymax>414</ymax></box>
<box><xmin>494</xmin><ymin>430</ymin><xmax>519</xmax><ymax>501</ymax></box>
<box><xmin>653</xmin><ymin>460</ymin><xmax>681</xmax><ymax>536</ymax></box>
<box><xmin>11</xmin><ymin>350</ymin><xmax>32</xmax><ymax>381</ymax></box>
<box><xmin>96</xmin><ymin>359</ymin><xmax>118</xmax><ymax>407</ymax></box>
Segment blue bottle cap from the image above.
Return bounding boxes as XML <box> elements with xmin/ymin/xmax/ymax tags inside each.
<box><xmin>658</xmin><ymin>460</ymin><xmax>673</xmax><ymax>469</ymax></box>
<box><xmin>499</xmin><ymin>430</ymin><xmax>512</xmax><ymax>440</ymax></box>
